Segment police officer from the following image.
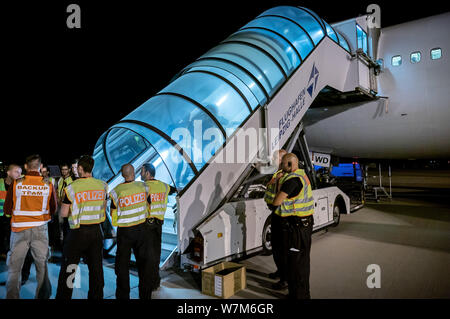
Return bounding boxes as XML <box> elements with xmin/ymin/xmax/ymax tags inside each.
<box><xmin>109</xmin><ymin>163</ymin><xmax>152</xmax><ymax>299</ymax></box>
<box><xmin>57</xmin><ymin>164</ymin><xmax>74</xmax><ymax>245</ymax></box>
<box><xmin>272</xmin><ymin>153</ymin><xmax>314</xmax><ymax>299</ymax></box>
<box><xmin>41</xmin><ymin>165</ymin><xmax>55</xmax><ymax>186</ymax></box>
<box><xmin>264</xmin><ymin>149</ymin><xmax>289</xmax><ymax>290</ymax></box>
<box><xmin>57</xmin><ymin>164</ymin><xmax>73</xmax><ymax>202</ymax></box>
<box><xmin>56</xmin><ymin>155</ymin><xmax>108</xmax><ymax>299</ymax></box>
<box><xmin>141</xmin><ymin>163</ymin><xmax>177</xmax><ymax>290</ymax></box>
<box><xmin>0</xmin><ymin>164</ymin><xmax>22</xmax><ymax>259</ymax></box>
<box><xmin>41</xmin><ymin>164</ymin><xmax>61</xmax><ymax>258</ymax></box>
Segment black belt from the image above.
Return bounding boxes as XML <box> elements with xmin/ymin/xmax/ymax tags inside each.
<box><xmin>146</xmin><ymin>217</ymin><xmax>163</xmax><ymax>225</ymax></box>
<box><xmin>282</xmin><ymin>215</ymin><xmax>313</xmax><ymax>228</ymax></box>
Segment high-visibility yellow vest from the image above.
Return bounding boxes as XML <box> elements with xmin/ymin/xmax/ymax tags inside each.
<box><xmin>58</xmin><ymin>176</ymin><xmax>73</xmax><ymax>199</ymax></box>
<box><xmin>264</xmin><ymin>170</ymin><xmax>283</xmax><ymax>205</ymax></box>
<box><xmin>275</xmin><ymin>169</ymin><xmax>314</xmax><ymax>218</ymax></box>
<box><xmin>0</xmin><ymin>178</ymin><xmax>6</xmax><ymax>217</ymax></box>
<box><xmin>64</xmin><ymin>177</ymin><xmax>107</xmax><ymax>229</ymax></box>
<box><xmin>145</xmin><ymin>180</ymin><xmax>169</xmax><ymax>221</ymax></box>
<box><xmin>109</xmin><ymin>181</ymin><xmax>149</xmax><ymax>227</ymax></box>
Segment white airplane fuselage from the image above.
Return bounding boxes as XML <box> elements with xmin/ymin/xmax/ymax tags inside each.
<box><xmin>304</xmin><ymin>12</ymin><xmax>450</xmax><ymax>159</ymax></box>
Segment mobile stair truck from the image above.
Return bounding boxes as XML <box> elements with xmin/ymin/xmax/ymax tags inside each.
<box><xmin>91</xmin><ymin>6</ymin><xmax>381</xmax><ymax>271</ymax></box>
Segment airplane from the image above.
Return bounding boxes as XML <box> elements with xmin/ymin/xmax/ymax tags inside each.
<box><xmin>304</xmin><ymin>9</ymin><xmax>450</xmax><ymax>160</ymax></box>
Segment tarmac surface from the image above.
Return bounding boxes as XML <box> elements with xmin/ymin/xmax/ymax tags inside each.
<box><xmin>0</xmin><ymin>169</ymin><xmax>449</xmax><ymax>299</ymax></box>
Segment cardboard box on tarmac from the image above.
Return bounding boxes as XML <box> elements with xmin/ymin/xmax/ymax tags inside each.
<box><xmin>202</xmin><ymin>261</ymin><xmax>246</xmax><ymax>299</ymax></box>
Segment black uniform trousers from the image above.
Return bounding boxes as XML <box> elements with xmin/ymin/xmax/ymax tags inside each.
<box><xmin>56</xmin><ymin>223</ymin><xmax>104</xmax><ymax>299</ymax></box>
<box><xmin>280</xmin><ymin>215</ymin><xmax>313</xmax><ymax>299</ymax></box>
<box><xmin>147</xmin><ymin>218</ymin><xmax>162</xmax><ymax>289</ymax></box>
<box><xmin>48</xmin><ymin>213</ymin><xmax>62</xmax><ymax>250</ymax></box>
<box><xmin>115</xmin><ymin>222</ymin><xmax>152</xmax><ymax>299</ymax></box>
<box><xmin>271</xmin><ymin>212</ymin><xmax>288</xmax><ymax>282</ymax></box>
<box><xmin>0</xmin><ymin>215</ymin><xmax>11</xmax><ymax>255</ymax></box>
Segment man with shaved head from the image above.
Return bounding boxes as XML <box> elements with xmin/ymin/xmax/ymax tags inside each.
<box><xmin>272</xmin><ymin>153</ymin><xmax>315</xmax><ymax>299</ymax></box>
<box><xmin>109</xmin><ymin>163</ymin><xmax>153</xmax><ymax>299</ymax></box>
<box><xmin>264</xmin><ymin>149</ymin><xmax>289</xmax><ymax>289</ymax></box>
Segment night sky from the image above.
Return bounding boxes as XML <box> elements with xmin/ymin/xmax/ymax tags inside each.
<box><xmin>2</xmin><ymin>0</ymin><xmax>449</xmax><ymax>166</ymax></box>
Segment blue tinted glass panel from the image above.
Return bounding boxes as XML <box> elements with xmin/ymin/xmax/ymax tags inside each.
<box><xmin>92</xmin><ymin>137</ymin><xmax>114</xmax><ymax>182</ymax></box>
<box><xmin>242</xmin><ymin>16</ymin><xmax>314</xmax><ymax>60</ymax></box>
<box><xmin>232</xmin><ymin>28</ymin><xmax>301</xmax><ymax>74</ymax></box>
<box><xmin>105</xmin><ymin>128</ymin><xmax>150</xmax><ymax>173</ymax></box>
<box><xmin>298</xmin><ymin>7</ymin><xmax>326</xmax><ymax>28</ymax></box>
<box><xmin>123</xmin><ymin>94</ymin><xmax>225</xmax><ymax>169</ymax></box>
<box><xmin>186</xmin><ymin>66</ymin><xmax>260</xmax><ymax>110</ymax></box>
<box><xmin>258</xmin><ymin>6</ymin><xmax>324</xmax><ymax>45</ymax></box>
<box><xmin>205</xmin><ymin>42</ymin><xmax>284</xmax><ymax>94</ymax></box>
<box><xmin>323</xmin><ymin>20</ymin><xmax>338</xmax><ymax>43</ymax></box>
<box><xmin>228</xmin><ymin>32</ymin><xmax>292</xmax><ymax>76</ymax></box>
<box><xmin>161</xmin><ymin>72</ymin><xmax>251</xmax><ymax>132</ymax></box>
<box><xmin>336</xmin><ymin>32</ymin><xmax>350</xmax><ymax>52</ymax></box>
<box><xmin>107</xmin><ymin>124</ymin><xmax>195</xmax><ymax>189</ymax></box>
<box><xmin>136</xmin><ymin>144</ymin><xmax>177</xmax><ymax>188</ymax></box>
<box><xmin>356</xmin><ymin>25</ymin><xmax>368</xmax><ymax>55</ymax></box>
<box><xmin>144</xmin><ymin>130</ymin><xmax>195</xmax><ymax>189</ymax></box>
<box><xmin>201</xmin><ymin>46</ymin><xmax>273</xmax><ymax>96</ymax></box>
<box><xmin>184</xmin><ymin>59</ymin><xmax>267</xmax><ymax>105</ymax></box>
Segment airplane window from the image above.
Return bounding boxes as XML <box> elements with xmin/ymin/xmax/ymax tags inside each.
<box><xmin>410</xmin><ymin>52</ymin><xmax>421</xmax><ymax>63</ymax></box>
<box><xmin>431</xmin><ymin>48</ymin><xmax>442</xmax><ymax>60</ymax></box>
<box><xmin>391</xmin><ymin>55</ymin><xmax>402</xmax><ymax>66</ymax></box>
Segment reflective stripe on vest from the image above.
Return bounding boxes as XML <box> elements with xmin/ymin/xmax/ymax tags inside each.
<box><xmin>275</xmin><ymin>169</ymin><xmax>314</xmax><ymax>218</ymax></box>
<box><xmin>109</xmin><ymin>181</ymin><xmax>149</xmax><ymax>227</ymax></box>
<box><xmin>65</xmin><ymin>177</ymin><xmax>107</xmax><ymax>229</ymax></box>
<box><xmin>264</xmin><ymin>170</ymin><xmax>283</xmax><ymax>204</ymax></box>
<box><xmin>0</xmin><ymin>178</ymin><xmax>6</xmax><ymax>217</ymax></box>
<box><xmin>11</xmin><ymin>176</ymin><xmax>52</xmax><ymax>232</ymax></box>
<box><xmin>146</xmin><ymin>180</ymin><xmax>169</xmax><ymax>221</ymax></box>
<box><xmin>58</xmin><ymin>176</ymin><xmax>73</xmax><ymax>199</ymax></box>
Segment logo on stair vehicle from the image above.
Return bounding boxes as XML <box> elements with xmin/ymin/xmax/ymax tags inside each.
<box><xmin>307</xmin><ymin>63</ymin><xmax>319</xmax><ymax>98</ymax></box>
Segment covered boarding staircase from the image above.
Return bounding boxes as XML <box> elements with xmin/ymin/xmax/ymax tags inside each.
<box><xmin>92</xmin><ymin>6</ymin><xmax>380</xmax><ymax>269</ymax></box>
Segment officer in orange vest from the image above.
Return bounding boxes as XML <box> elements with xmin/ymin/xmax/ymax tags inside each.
<box><xmin>56</xmin><ymin>155</ymin><xmax>108</xmax><ymax>299</ymax></box>
<box><xmin>3</xmin><ymin>155</ymin><xmax>57</xmax><ymax>299</ymax></box>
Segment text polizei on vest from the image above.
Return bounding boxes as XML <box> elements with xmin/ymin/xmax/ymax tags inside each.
<box><xmin>75</xmin><ymin>190</ymin><xmax>105</xmax><ymax>203</ymax></box>
<box><xmin>119</xmin><ymin>192</ymin><xmax>146</xmax><ymax>207</ymax></box>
